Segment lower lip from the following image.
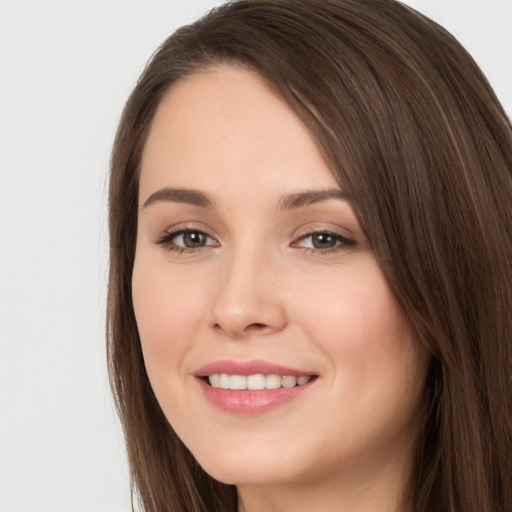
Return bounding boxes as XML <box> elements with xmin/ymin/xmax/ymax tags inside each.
<box><xmin>198</xmin><ymin>378</ymin><xmax>314</xmax><ymax>415</ymax></box>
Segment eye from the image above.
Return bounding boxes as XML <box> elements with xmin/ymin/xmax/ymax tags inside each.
<box><xmin>293</xmin><ymin>230</ymin><xmax>356</xmax><ymax>254</ymax></box>
<box><xmin>174</xmin><ymin>230</ymin><xmax>212</xmax><ymax>248</ymax></box>
<box><xmin>304</xmin><ymin>233</ymin><xmax>339</xmax><ymax>249</ymax></box>
<box><xmin>156</xmin><ymin>228</ymin><xmax>218</xmax><ymax>252</ymax></box>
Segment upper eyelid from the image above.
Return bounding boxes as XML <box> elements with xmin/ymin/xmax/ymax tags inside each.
<box><xmin>160</xmin><ymin>223</ymin><xmax>216</xmax><ymax>237</ymax></box>
<box><xmin>158</xmin><ymin>227</ymin><xmax>217</xmax><ymax>242</ymax></box>
<box><xmin>292</xmin><ymin>221</ymin><xmax>355</xmax><ymax>237</ymax></box>
<box><xmin>160</xmin><ymin>226</ymin><xmax>351</xmax><ymax>239</ymax></box>
<box><xmin>292</xmin><ymin>225</ymin><xmax>356</xmax><ymax>241</ymax></box>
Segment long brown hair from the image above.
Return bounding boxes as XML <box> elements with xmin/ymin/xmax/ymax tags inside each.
<box><xmin>107</xmin><ymin>1</ymin><xmax>512</xmax><ymax>510</ymax></box>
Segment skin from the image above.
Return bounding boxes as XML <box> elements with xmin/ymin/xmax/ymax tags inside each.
<box><xmin>132</xmin><ymin>65</ymin><xmax>429</xmax><ymax>512</ymax></box>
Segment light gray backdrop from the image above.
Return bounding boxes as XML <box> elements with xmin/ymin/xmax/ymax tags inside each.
<box><xmin>1</xmin><ymin>1</ymin><xmax>510</xmax><ymax>510</ymax></box>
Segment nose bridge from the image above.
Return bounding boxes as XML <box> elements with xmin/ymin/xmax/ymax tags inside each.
<box><xmin>209</xmin><ymin>238</ymin><xmax>286</xmax><ymax>338</ymax></box>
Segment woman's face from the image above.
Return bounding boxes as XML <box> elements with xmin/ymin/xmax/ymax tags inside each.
<box><xmin>132</xmin><ymin>66</ymin><xmax>428</xmax><ymax>490</ymax></box>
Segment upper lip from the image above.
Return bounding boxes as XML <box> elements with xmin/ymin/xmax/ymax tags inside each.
<box><xmin>194</xmin><ymin>359</ymin><xmax>317</xmax><ymax>377</ymax></box>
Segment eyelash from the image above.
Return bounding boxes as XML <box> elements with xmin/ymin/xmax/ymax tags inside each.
<box><xmin>155</xmin><ymin>228</ymin><xmax>217</xmax><ymax>254</ymax></box>
<box><xmin>293</xmin><ymin>230</ymin><xmax>356</xmax><ymax>255</ymax></box>
<box><xmin>155</xmin><ymin>228</ymin><xmax>356</xmax><ymax>256</ymax></box>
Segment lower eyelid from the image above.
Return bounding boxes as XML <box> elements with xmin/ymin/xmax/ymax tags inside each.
<box><xmin>301</xmin><ymin>245</ymin><xmax>348</xmax><ymax>256</ymax></box>
<box><xmin>302</xmin><ymin>247</ymin><xmax>341</xmax><ymax>256</ymax></box>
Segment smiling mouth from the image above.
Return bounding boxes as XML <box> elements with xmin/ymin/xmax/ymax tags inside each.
<box><xmin>206</xmin><ymin>374</ymin><xmax>317</xmax><ymax>390</ymax></box>
<box><xmin>197</xmin><ymin>364</ymin><xmax>318</xmax><ymax>414</ymax></box>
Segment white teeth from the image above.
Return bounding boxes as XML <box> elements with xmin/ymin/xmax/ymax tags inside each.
<box><xmin>219</xmin><ymin>373</ymin><xmax>230</xmax><ymax>389</ymax></box>
<box><xmin>265</xmin><ymin>374</ymin><xmax>282</xmax><ymax>389</ymax></box>
<box><xmin>247</xmin><ymin>374</ymin><xmax>266</xmax><ymax>390</ymax></box>
<box><xmin>209</xmin><ymin>374</ymin><xmax>221</xmax><ymax>387</ymax></box>
<box><xmin>297</xmin><ymin>376</ymin><xmax>311</xmax><ymax>386</ymax></box>
<box><xmin>208</xmin><ymin>373</ymin><xmax>313</xmax><ymax>390</ymax></box>
<box><xmin>229</xmin><ymin>375</ymin><xmax>247</xmax><ymax>390</ymax></box>
<box><xmin>281</xmin><ymin>375</ymin><xmax>297</xmax><ymax>388</ymax></box>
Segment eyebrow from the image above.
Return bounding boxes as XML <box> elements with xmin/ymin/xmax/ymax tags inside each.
<box><xmin>277</xmin><ymin>189</ymin><xmax>349</xmax><ymax>210</ymax></box>
<box><xmin>141</xmin><ymin>186</ymin><xmax>348</xmax><ymax>210</ymax></box>
<box><xmin>142</xmin><ymin>187</ymin><xmax>213</xmax><ymax>209</ymax></box>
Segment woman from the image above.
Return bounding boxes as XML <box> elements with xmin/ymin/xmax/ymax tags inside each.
<box><xmin>107</xmin><ymin>0</ymin><xmax>512</xmax><ymax>510</ymax></box>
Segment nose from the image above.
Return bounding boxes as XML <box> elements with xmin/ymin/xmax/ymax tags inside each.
<box><xmin>209</xmin><ymin>248</ymin><xmax>287</xmax><ymax>339</ymax></box>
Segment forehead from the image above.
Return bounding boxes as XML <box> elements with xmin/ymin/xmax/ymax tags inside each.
<box><xmin>138</xmin><ymin>65</ymin><xmax>338</xmax><ymax>202</ymax></box>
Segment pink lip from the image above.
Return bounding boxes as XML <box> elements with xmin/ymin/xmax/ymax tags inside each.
<box><xmin>194</xmin><ymin>359</ymin><xmax>318</xmax><ymax>415</ymax></box>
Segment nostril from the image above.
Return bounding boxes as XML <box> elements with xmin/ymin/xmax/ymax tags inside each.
<box><xmin>212</xmin><ymin>321</ymin><xmax>273</xmax><ymax>338</ymax></box>
<box><xmin>247</xmin><ymin>323</ymin><xmax>267</xmax><ymax>330</ymax></box>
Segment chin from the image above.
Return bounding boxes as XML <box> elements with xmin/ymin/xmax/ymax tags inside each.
<box><xmin>200</xmin><ymin>458</ymin><xmax>296</xmax><ymax>487</ymax></box>
<box><xmin>191</xmin><ymin>435</ymin><xmax>338</xmax><ymax>490</ymax></box>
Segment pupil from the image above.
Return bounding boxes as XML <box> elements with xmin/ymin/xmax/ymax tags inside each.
<box><xmin>312</xmin><ymin>233</ymin><xmax>335</xmax><ymax>249</ymax></box>
<box><xmin>184</xmin><ymin>231</ymin><xmax>204</xmax><ymax>247</ymax></box>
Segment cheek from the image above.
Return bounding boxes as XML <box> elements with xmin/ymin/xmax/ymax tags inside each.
<box><xmin>131</xmin><ymin>255</ymin><xmax>208</xmax><ymax>380</ymax></box>
<box><xmin>295</xmin><ymin>261</ymin><xmax>422</xmax><ymax>411</ymax></box>
<box><xmin>296</xmin><ymin>261</ymin><xmax>408</xmax><ymax>355</ymax></box>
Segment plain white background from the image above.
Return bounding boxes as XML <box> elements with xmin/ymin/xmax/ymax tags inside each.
<box><xmin>0</xmin><ymin>1</ymin><xmax>510</xmax><ymax>510</ymax></box>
